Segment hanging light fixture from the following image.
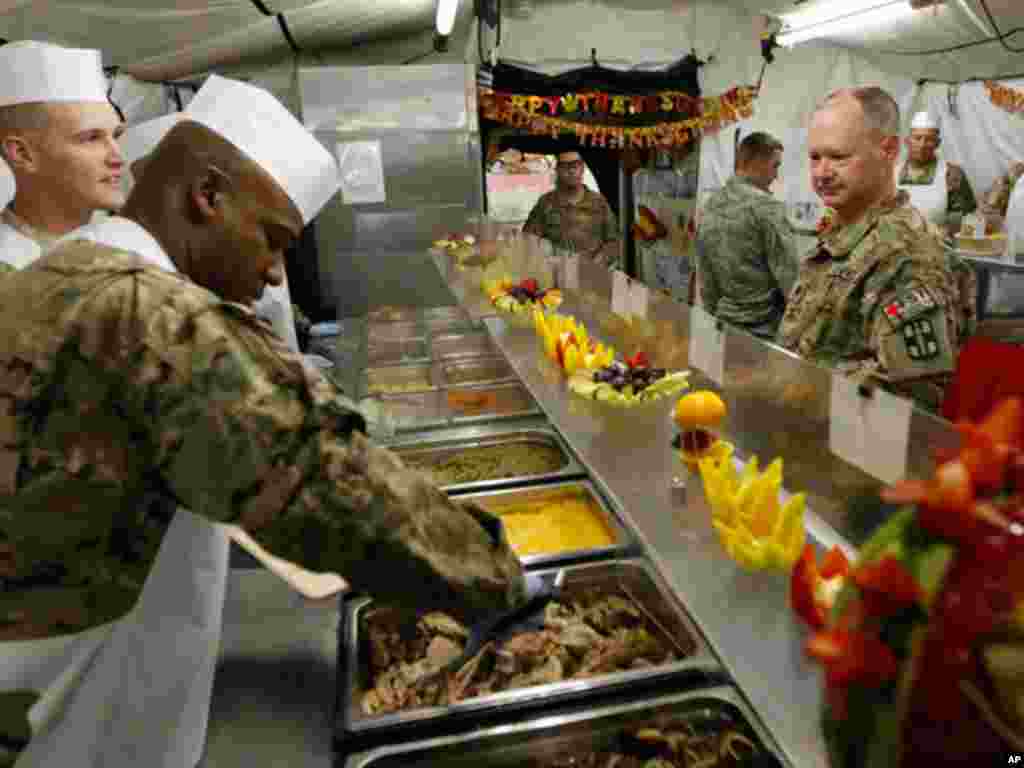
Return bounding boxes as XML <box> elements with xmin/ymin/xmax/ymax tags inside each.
<box><xmin>776</xmin><ymin>0</ymin><xmax>933</xmax><ymax>47</ymax></box>
<box><xmin>434</xmin><ymin>0</ymin><xmax>459</xmax><ymax>51</ymax></box>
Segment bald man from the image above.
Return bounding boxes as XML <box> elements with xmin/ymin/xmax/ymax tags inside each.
<box><xmin>779</xmin><ymin>87</ymin><xmax>968</xmax><ymax>412</ymax></box>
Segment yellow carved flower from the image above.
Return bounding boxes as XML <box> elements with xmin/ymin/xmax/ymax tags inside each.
<box><xmin>698</xmin><ymin>445</ymin><xmax>806</xmax><ymax>571</ymax></box>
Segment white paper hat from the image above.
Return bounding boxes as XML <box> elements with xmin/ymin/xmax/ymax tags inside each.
<box><xmin>184</xmin><ymin>74</ymin><xmax>340</xmax><ymax>224</ymax></box>
<box><xmin>0</xmin><ymin>41</ymin><xmax>108</xmax><ymax>107</ymax></box>
<box><xmin>121</xmin><ymin>113</ymin><xmax>185</xmax><ymax>166</ymax></box>
<box><xmin>911</xmin><ymin>111</ymin><xmax>939</xmax><ymax>130</ymax></box>
<box><xmin>0</xmin><ymin>157</ymin><xmax>14</xmax><ymax>209</ymax></box>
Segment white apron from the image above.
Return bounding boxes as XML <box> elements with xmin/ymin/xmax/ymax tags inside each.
<box><xmin>0</xmin><ymin>221</ymin><xmax>42</xmax><ymax>270</ymax></box>
<box><xmin>252</xmin><ymin>273</ymin><xmax>300</xmax><ymax>353</ymax></box>
<box><xmin>896</xmin><ymin>155</ymin><xmax>948</xmax><ymax>229</ymax></box>
<box><xmin>1006</xmin><ymin>177</ymin><xmax>1024</xmax><ymax>262</ymax></box>
<box><xmin>12</xmin><ymin>511</ymin><xmax>230</xmax><ymax>768</ymax></box>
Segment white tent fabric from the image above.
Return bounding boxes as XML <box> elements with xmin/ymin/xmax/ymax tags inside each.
<box><xmin>918</xmin><ymin>78</ymin><xmax>1024</xmax><ymax>202</ymax></box>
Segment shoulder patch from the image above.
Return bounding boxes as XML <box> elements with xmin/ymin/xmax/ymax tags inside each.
<box><xmin>900</xmin><ymin>316</ymin><xmax>941</xmax><ymax>361</ymax></box>
<box><xmin>882</xmin><ymin>288</ymin><xmax>937</xmax><ymax>328</ymax></box>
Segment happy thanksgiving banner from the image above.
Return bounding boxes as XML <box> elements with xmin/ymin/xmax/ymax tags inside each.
<box><xmin>479</xmin><ymin>85</ymin><xmax>757</xmax><ymax>149</ymax></box>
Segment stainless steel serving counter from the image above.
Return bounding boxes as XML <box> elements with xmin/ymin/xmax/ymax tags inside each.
<box><xmin>199</xmin><ymin>567</ymin><xmax>340</xmax><ymax>768</ymax></box>
<box><xmin>482</xmin><ymin>310</ymin><xmax>828</xmax><ymax>768</ymax></box>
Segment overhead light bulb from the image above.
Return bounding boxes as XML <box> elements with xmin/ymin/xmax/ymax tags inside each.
<box><xmin>436</xmin><ymin>0</ymin><xmax>459</xmax><ymax>37</ymax></box>
<box><xmin>777</xmin><ymin>0</ymin><xmax>917</xmax><ymax>47</ymax></box>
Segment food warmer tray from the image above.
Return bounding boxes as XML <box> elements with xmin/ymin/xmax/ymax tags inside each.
<box><xmin>368</xmin><ymin>382</ymin><xmax>542</xmax><ymax>432</ymax></box>
<box><xmin>336</xmin><ymin>558</ymin><xmax>724</xmax><ymax>743</ymax></box>
<box><xmin>385</xmin><ymin>424</ymin><xmax>587</xmax><ymax>495</ymax></box>
<box><xmin>342</xmin><ymin>685</ymin><xmax>785</xmax><ymax>768</ymax></box>
<box><xmin>363</xmin><ymin>357</ymin><xmax>518</xmax><ymax>398</ymax></box>
<box><xmin>429</xmin><ymin>330</ymin><xmax>499</xmax><ymax>360</ymax></box>
<box><xmin>453</xmin><ymin>479</ymin><xmax>637</xmax><ymax>569</ymax></box>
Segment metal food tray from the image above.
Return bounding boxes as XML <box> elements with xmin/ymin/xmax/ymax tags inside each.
<box><xmin>439</xmin><ymin>356</ymin><xmax>516</xmax><ymax>386</ymax></box>
<box><xmin>367</xmin><ymin>320</ymin><xmax>424</xmax><ymax>341</ymax></box>
<box><xmin>422</xmin><ymin>306</ymin><xmax>478</xmax><ymax>332</ymax></box>
<box><xmin>430</xmin><ymin>330</ymin><xmax>497</xmax><ymax>359</ymax></box>
<box><xmin>366</xmin><ymin>337</ymin><xmax>430</xmax><ymax>366</ymax></box>
<box><xmin>386</xmin><ymin>425</ymin><xmax>586</xmax><ymax>495</ymax></box>
<box><xmin>371</xmin><ymin>383</ymin><xmax>541</xmax><ymax>432</ymax></box>
<box><xmin>338</xmin><ymin>558</ymin><xmax>722</xmax><ymax>740</ymax></box>
<box><xmin>444</xmin><ymin>382</ymin><xmax>540</xmax><ymax>424</ymax></box>
<box><xmin>364</xmin><ymin>363</ymin><xmax>439</xmax><ymax>397</ymax></box>
<box><xmin>456</xmin><ymin>479</ymin><xmax>635</xmax><ymax>569</ymax></box>
<box><xmin>343</xmin><ymin>685</ymin><xmax>784</xmax><ymax>768</ymax></box>
<box><xmin>366</xmin><ymin>306</ymin><xmax>420</xmax><ymax>323</ymax></box>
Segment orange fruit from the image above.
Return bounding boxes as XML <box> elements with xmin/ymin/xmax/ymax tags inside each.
<box><xmin>674</xmin><ymin>390</ymin><xmax>726</xmax><ymax>430</ymax></box>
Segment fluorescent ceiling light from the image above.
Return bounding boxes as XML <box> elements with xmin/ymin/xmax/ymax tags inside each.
<box><xmin>436</xmin><ymin>0</ymin><xmax>459</xmax><ymax>37</ymax></box>
<box><xmin>777</xmin><ymin>0</ymin><xmax>918</xmax><ymax>47</ymax></box>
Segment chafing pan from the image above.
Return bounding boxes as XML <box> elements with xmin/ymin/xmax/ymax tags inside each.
<box><xmin>343</xmin><ymin>685</ymin><xmax>784</xmax><ymax>768</ymax></box>
<box><xmin>338</xmin><ymin>558</ymin><xmax>722</xmax><ymax>740</ymax></box>
<box><xmin>430</xmin><ymin>331</ymin><xmax>497</xmax><ymax>359</ymax></box>
<box><xmin>455</xmin><ymin>479</ymin><xmax>635</xmax><ymax>569</ymax></box>
<box><xmin>387</xmin><ymin>426</ymin><xmax>585</xmax><ymax>495</ymax></box>
<box><xmin>364</xmin><ymin>363</ymin><xmax>439</xmax><ymax>397</ymax></box>
<box><xmin>444</xmin><ymin>383</ymin><xmax>539</xmax><ymax>423</ymax></box>
<box><xmin>439</xmin><ymin>357</ymin><xmax>516</xmax><ymax>387</ymax></box>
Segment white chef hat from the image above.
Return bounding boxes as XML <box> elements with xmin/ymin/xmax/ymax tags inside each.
<box><xmin>0</xmin><ymin>41</ymin><xmax>108</xmax><ymax>107</ymax></box>
<box><xmin>910</xmin><ymin>111</ymin><xmax>939</xmax><ymax>131</ymax></box>
<box><xmin>184</xmin><ymin>74</ymin><xmax>340</xmax><ymax>225</ymax></box>
<box><xmin>121</xmin><ymin>113</ymin><xmax>184</xmax><ymax>167</ymax></box>
<box><xmin>0</xmin><ymin>157</ymin><xmax>14</xmax><ymax>209</ymax></box>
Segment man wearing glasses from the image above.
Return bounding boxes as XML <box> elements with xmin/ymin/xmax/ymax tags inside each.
<box><xmin>523</xmin><ymin>150</ymin><xmax>621</xmax><ymax>268</ymax></box>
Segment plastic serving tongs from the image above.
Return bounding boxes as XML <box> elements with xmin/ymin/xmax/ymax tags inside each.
<box><xmin>413</xmin><ymin>569</ymin><xmax>566</xmax><ymax>689</ymax></box>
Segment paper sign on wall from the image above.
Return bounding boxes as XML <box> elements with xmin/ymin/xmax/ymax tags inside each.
<box><xmin>630</xmin><ymin>280</ymin><xmax>649</xmax><ymax>320</ymax></box>
<box><xmin>828</xmin><ymin>375</ymin><xmax>911</xmax><ymax>484</ymax></box>
<box><xmin>611</xmin><ymin>271</ymin><xmax>631</xmax><ymax>317</ymax></box>
<box><xmin>688</xmin><ymin>306</ymin><xmax>725</xmax><ymax>385</ymax></box>
<box><xmin>336</xmin><ymin>140</ymin><xmax>386</xmax><ymax>204</ymax></box>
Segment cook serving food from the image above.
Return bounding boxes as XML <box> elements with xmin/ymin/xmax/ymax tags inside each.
<box><xmin>0</xmin><ymin>74</ymin><xmax>525</xmax><ymax>766</ymax></box>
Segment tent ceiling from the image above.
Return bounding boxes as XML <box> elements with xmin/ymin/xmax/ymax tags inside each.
<box><xmin>0</xmin><ymin>0</ymin><xmax>1021</xmax><ymax>82</ymax></box>
<box><xmin>730</xmin><ymin>0</ymin><xmax>1024</xmax><ymax>81</ymax></box>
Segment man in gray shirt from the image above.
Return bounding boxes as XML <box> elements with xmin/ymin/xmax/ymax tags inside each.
<box><xmin>696</xmin><ymin>131</ymin><xmax>798</xmax><ymax>339</ymax></box>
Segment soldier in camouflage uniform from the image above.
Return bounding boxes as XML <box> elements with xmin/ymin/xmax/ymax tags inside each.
<box><xmin>696</xmin><ymin>131</ymin><xmax>798</xmax><ymax>339</ymax></box>
<box><xmin>523</xmin><ymin>151</ymin><xmax>621</xmax><ymax>269</ymax></box>
<box><xmin>779</xmin><ymin>88</ymin><xmax>970</xmax><ymax>412</ymax></box>
<box><xmin>0</xmin><ymin>81</ymin><xmax>524</xmax><ymax>761</ymax></box>
<box><xmin>980</xmin><ymin>161</ymin><xmax>1024</xmax><ymax>225</ymax></box>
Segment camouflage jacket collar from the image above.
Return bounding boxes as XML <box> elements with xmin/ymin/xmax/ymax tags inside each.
<box><xmin>57</xmin><ymin>215</ymin><xmax>177</xmax><ymax>273</ymax></box>
<box><xmin>814</xmin><ymin>191</ymin><xmax>911</xmax><ymax>262</ymax></box>
<box><xmin>728</xmin><ymin>175</ymin><xmax>771</xmax><ymax>198</ymax></box>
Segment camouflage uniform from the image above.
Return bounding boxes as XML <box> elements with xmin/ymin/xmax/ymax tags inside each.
<box><xmin>0</xmin><ymin>240</ymin><xmax>525</xmax><ymax>644</ymax></box>
<box><xmin>523</xmin><ymin>189</ymin><xmax>621</xmax><ymax>269</ymax></box>
<box><xmin>981</xmin><ymin>171</ymin><xmax>1020</xmax><ymax>219</ymax></box>
<box><xmin>945</xmin><ymin>163</ymin><xmax>977</xmax><ymax>220</ymax></box>
<box><xmin>696</xmin><ymin>176</ymin><xmax>799</xmax><ymax>339</ymax></box>
<box><xmin>777</xmin><ymin>191</ymin><xmax>969</xmax><ymax>412</ymax></box>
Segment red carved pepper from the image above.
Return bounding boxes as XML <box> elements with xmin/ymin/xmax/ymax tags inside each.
<box><xmin>807</xmin><ymin>627</ymin><xmax>899</xmax><ymax>689</ymax></box>
<box><xmin>791</xmin><ymin>544</ymin><xmax>850</xmax><ymax>631</ymax></box>
<box><xmin>626</xmin><ymin>351</ymin><xmax>649</xmax><ymax>370</ymax></box>
<box><xmin>851</xmin><ymin>556</ymin><xmax>922</xmax><ymax>618</ymax></box>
